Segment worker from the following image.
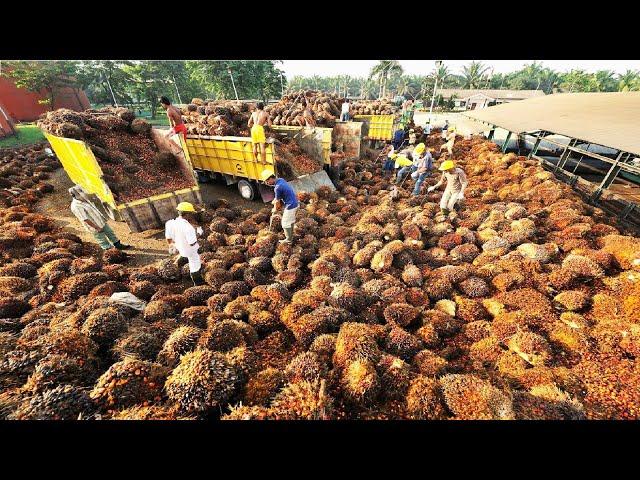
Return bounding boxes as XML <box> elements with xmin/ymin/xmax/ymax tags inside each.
<box><xmin>408</xmin><ymin>129</ymin><xmax>417</xmax><ymax>146</ymax></box>
<box><xmin>262</xmin><ymin>171</ymin><xmax>298</xmax><ymax>244</ymax></box>
<box><xmin>426</xmin><ymin>160</ymin><xmax>468</xmax><ymax>215</ymax></box>
<box><xmin>248</xmin><ymin>102</ymin><xmax>273</xmax><ymax>164</ymax></box>
<box><xmin>340</xmin><ymin>98</ymin><xmax>350</xmax><ymax>122</ymax></box>
<box><xmin>392</xmin><ymin>127</ymin><xmax>406</xmax><ymax>150</ymax></box>
<box><xmin>411</xmin><ymin>146</ymin><xmax>434</xmax><ymax>196</ymax></box>
<box><xmin>440</xmin><ymin>127</ymin><xmax>456</xmax><ymax>156</ymax></box>
<box><xmin>396</xmin><ymin>142</ymin><xmax>425</xmax><ymax>186</ymax></box>
<box><xmin>166</xmin><ymin>202</ymin><xmax>205</xmax><ymax>286</ymax></box>
<box><xmin>441</xmin><ymin>120</ymin><xmax>449</xmax><ymax>140</ymax></box>
<box><xmin>382</xmin><ymin>144</ymin><xmax>396</xmax><ymax>178</ymax></box>
<box><xmin>68</xmin><ymin>185</ymin><xmax>131</xmax><ymax>251</ymax></box>
<box><xmin>424</xmin><ymin>121</ymin><xmax>432</xmax><ymax>136</ymax></box>
<box><xmin>394</xmin><ymin>153</ymin><xmax>414</xmax><ymax>184</ymax></box>
<box><xmin>302</xmin><ymin>101</ymin><xmax>317</xmax><ymax>127</ymax></box>
<box><xmin>160</xmin><ymin>96</ymin><xmax>187</xmax><ymax>140</ymax></box>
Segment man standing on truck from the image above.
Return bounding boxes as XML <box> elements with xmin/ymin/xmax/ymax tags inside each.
<box><xmin>166</xmin><ymin>202</ymin><xmax>205</xmax><ymax>286</ymax></box>
<box><xmin>248</xmin><ymin>102</ymin><xmax>273</xmax><ymax>164</ymax></box>
<box><xmin>340</xmin><ymin>98</ymin><xmax>350</xmax><ymax>122</ymax></box>
<box><xmin>302</xmin><ymin>101</ymin><xmax>317</xmax><ymax>127</ymax></box>
<box><xmin>262</xmin><ymin>170</ymin><xmax>298</xmax><ymax>245</ymax></box>
<box><xmin>68</xmin><ymin>185</ymin><xmax>131</xmax><ymax>251</ymax></box>
<box><xmin>426</xmin><ymin>160</ymin><xmax>468</xmax><ymax>216</ymax></box>
<box><xmin>160</xmin><ymin>96</ymin><xmax>187</xmax><ymax>140</ymax></box>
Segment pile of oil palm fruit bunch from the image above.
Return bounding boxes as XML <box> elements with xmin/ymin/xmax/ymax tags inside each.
<box><xmin>2</xmin><ymin>132</ymin><xmax>640</xmax><ymax>420</ymax></box>
<box><xmin>37</xmin><ymin>108</ymin><xmax>194</xmax><ymax>202</ymax></box>
<box><xmin>350</xmin><ymin>99</ymin><xmax>399</xmax><ymax>116</ymax></box>
<box><xmin>181</xmin><ymin>99</ymin><xmax>254</xmax><ymax>137</ymax></box>
<box><xmin>0</xmin><ymin>142</ymin><xmax>58</xmax><ymax>209</ymax></box>
<box><xmin>264</xmin><ymin>90</ymin><xmax>342</xmax><ymax>127</ymax></box>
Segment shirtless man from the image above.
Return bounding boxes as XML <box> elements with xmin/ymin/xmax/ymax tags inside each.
<box><xmin>160</xmin><ymin>96</ymin><xmax>187</xmax><ymax>140</ymax></box>
<box><xmin>302</xmin><ymin>100</ymin><xmax>316</xmax><ymax>127</ymax></box>
<box><xmin>247</xmin><ymin>102</ymin><xmax>273</xmax><ymax>163</ymax></box>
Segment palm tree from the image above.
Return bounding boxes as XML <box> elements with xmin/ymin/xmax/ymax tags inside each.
<box><xmin>369</xmin><ymin>60</ymin><xmax>403</xmax><ymax>99</ymax></box>
<box><xmin>461</xmin><ymin>61</ymin><xmax>490</xmax><ymax>89</ymax></box>
<box><xmin>618</xmin><ymin>70</ymin><xmax>639</xmax><ymax>91</ymax></box>
<box><xmin>593</xmin><ymin>70</ymin><xmax>617</xmax><ymax>92</ymax></box>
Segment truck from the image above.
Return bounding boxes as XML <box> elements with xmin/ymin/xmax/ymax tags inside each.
<box><xmin>43</xmin><ymin>129</ymin><xmax>202</xmax><ymax>233</ymax></box>
<box><xmin>181</xmin><ymin>125</ymin><xmax>338</xmax><ymax>202</ymax></box>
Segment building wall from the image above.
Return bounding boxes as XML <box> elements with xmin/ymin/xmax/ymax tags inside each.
<box><xmin>0</xmin><ymin>77</ymin><xmax>90</xmax><ymax>122</ymax></box>
<box><xmin>0</xmin><ymin>102</ymin><xmax>16</xmax><ymax>138</ymax></box>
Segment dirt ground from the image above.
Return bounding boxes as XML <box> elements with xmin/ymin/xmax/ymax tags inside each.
<box><xmin>36</xmin><ymin>169</ymin><xmax>265</xmax><ymax>267</ymax></box>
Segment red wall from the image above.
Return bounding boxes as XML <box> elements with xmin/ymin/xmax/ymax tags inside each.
<box><xmin>0</xmin><ymin>77</ymin><xmax>90</xmax><ymax>122</ymax></box>
<box><xmin>0</xmin><ymin>101</ymin><xmax>16</xmax><ymax>138</ymax></box>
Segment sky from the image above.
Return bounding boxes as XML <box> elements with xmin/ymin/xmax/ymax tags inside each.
<box><xmin>280</xmin><ymin>60</ymin><xmax>640</xmax><ymax>79</ymax></box>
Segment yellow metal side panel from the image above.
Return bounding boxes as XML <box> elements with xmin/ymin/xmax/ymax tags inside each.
<box><xmin>354</xmin><ymin>115</ymin><xmax>395</xmax><ymax>141</ymax></box>
<box><xmin>184</xmin><ymin>136</ymin><xmax>275</xmax><ymax>181</ymax></box>
<box><xmin>43</xmin><ymin>132</ymin><xmax>115</xmax><ymax>207</ymax></box>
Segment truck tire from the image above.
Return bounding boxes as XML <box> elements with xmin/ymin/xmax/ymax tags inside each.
<box><xmin>238</xmin><ymin>179</ymin><xmax>257</xmax><ymax>201</ymax></box>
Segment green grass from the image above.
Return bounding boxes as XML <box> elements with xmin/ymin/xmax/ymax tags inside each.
<box><xmin>0</xmin><ymin>124</ymin><xmax>45</xmax><ymax>148</ymax></box>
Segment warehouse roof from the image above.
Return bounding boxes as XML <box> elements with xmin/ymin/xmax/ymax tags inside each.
<box><xmin>463</xmin><ymin>92</ymin><xmax>640</xmax><ymax>156</ymax></box>
<box><xmin>438</xmin><ymin>89</ymin><xmax>545</xmax><ymax>101</ymax></box>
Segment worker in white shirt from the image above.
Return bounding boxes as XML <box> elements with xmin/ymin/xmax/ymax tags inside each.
<box><xmin>426</xmin><ymin>160</ymin><xmax>468</xmax><ymax>216</ymax></box>
<box><xmin>68</xmin><ymin>185</ymin><xmax>131</xmax><ymax>251</ymax></box>
<box><xmin>166</xmin><ymin>202</ymin><xmax>205</xmax><ymax>286</ymax></box>
<box><xmin>440</xmin><ymin>127</ymin><xmax>456</xmax><ymax>156</ymax></box>
<box><xmin>340</xmin><ymin>99</ymin><xmax>350</xmax><ymax>122</ymax></box>
<box><xmin>441</xmin><ymin>120</ymin><xmax>449</xmax><ymax>139</ymax></box>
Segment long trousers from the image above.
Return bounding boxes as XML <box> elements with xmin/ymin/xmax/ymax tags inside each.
<box><xmin>93</xmin><ymin>224</ymin><xmax>119</xmax><ymax>250</ymax></box>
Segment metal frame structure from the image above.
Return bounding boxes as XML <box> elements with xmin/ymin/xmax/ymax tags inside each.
<box><xmin>463</xmin><ymin>116</ymin><xmax>640</xmax><ymax>225</ymax></box>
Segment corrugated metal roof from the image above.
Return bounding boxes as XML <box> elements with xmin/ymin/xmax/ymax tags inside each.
<box><xmin>463</xmin><ymin>92</ymin><xmax>640</xmax><ymax>156</ymax></box>
<box><xmin>438</xmin><ymin>89</ymin><xmax>545</xmax><ymax>101</ymax></box>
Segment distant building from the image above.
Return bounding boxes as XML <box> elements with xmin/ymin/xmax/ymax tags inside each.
<box><xmin>0</xmin><ymin>75</ymin><xmax>90</xmax><ymax>123</ymax></box>
<box><xmin>438</xmin><ymin>89</ymin><xmax>546</xmax><ymax>110</ymax></box>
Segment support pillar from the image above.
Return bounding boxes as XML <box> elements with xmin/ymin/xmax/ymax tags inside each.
<box><xmin>591</xmin><ymin>151</ymin><xmax>627</xmax><ymax>201</ymax></box>
<box><xmin>501</xmin><ymin>131</ymin><xmax>512</xmax><ymax>153</ymax></box>
<box><xmin>528</xmin><ymin>133</ymin><xmax>542</xmax><ymax>159</ymax></box>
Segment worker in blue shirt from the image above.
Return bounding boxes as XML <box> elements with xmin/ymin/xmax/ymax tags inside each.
<box><xmin>262</xmin><ymin>170</ymin><xmax>299</xmax><ymax>244</ymax></box>
<box><xmin>392</xmin><ymin>128</ymin><xmax>406</xmax><ymax>150</ymax></box>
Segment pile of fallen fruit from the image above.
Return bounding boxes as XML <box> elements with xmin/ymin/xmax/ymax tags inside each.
<box><xmin>264</xmin><ymin>90</ymin><xmax>343</xmax><ymax>127</ymax></box>
<box><xmin>350</xmin><ymin>99</ymin><xmax>399</xmax><ymax>116</ymax></box>
<box><xmin>2</xmin><ymin>133</ymin><xmax>640</xmax><ymax>420</ymax></box>
<box><xmin>182</xmin><ymin>99</ymin><xmax>254</xmax><ymax>137</ymax></box>
<box><xmin>37</xmin><ymin>107</ymin><xmax>195</xmax><ymax>203</ymax></box>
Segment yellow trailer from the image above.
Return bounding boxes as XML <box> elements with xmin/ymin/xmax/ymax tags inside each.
<box><xmin>43</xmin><ymin>130</ymin><xmax>201</xmax><ymax>233</ymax></box>
<box><xmin>353</xmin><ymin>114</ymin><xmax>396</xmax><ymax>141</ymax></box>
<box><xmin>182</xmin><ymin>127</ymin><xmax>335</xmax><ymax>202</ymax></box>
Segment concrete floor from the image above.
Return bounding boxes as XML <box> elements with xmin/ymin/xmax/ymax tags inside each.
<box><xmin>36</xmin><ymin>169</ymin><xmax>265</xmax><ymax>268</ymax></box>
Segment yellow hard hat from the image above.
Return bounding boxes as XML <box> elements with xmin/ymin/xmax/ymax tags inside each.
<box><xmin>389</xmin><ymin>153</ymin><xmax>398</xmax><ymax>159</ymax></box>
<box><xmin>439</xmin><ymin>160</ymin><xmax>455</xmax><ymax>171</ymax></box>
<box><xmin>260</xmin><ymin>169</ymin><xmax>275</xmax><ymax>182</ymax></box>
<box><xmin>414</xmin><ymin>143</ymin><xmax>426</xmax><ymax>154</ymax></box>
<box><xmin>176</xmin><ymin>202</ymin><xmax>196</xmax><ymax>213</ymax></box>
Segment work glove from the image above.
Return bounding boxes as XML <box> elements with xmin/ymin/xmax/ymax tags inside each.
<box><xmin>411</xmin><ymin>171</ymin><xmax>419</xmax><ymax>180</ymax></box>
<box><xmin>457</xmin><ymin>192</ymin><xmax>465</xmax><ymax>201</ymax></box>
<box><xmin>196</xmin><ymin>226</ymin><xmax>203</xmax><ymax>236</ymax></box>
<box><xmin>168</xmin><ymin>245</ymin><xmax>178</xmax><ymax>255</ymax></box>
<box><xmin>426</xmin><ymin>186</ymin><xmax>435</xmax><ymax>193</ymax></box>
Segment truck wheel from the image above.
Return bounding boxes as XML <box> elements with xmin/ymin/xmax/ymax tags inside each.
<box><xmin>238</xmin><ymin>180</ymin><xmax>257</xmax><ymax>200</ymax></box>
